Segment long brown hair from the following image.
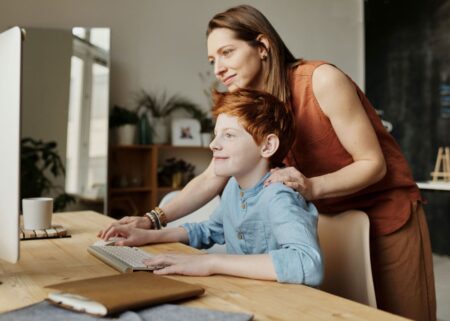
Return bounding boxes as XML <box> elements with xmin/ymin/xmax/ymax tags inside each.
<box><xmin>207</xmin><ymin>5</ymin><xmax>300</xmax><ymax>105</ymax></box>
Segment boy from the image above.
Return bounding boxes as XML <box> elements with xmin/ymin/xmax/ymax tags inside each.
<box><xmin>108</xmin><ymin>89</ymin><xmax>323</xmax><ymax>285</ymax></box>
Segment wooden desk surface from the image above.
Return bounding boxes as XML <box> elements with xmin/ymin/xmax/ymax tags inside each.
<box><xmin>0</xmin><ymin>211</ymin><xmax>407</xmax><ymax>320</ymax></box>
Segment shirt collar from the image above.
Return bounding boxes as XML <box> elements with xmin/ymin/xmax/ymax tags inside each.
<box><xmin>238</xmin><ymin>172</ymin><xmax>271</xmax><ymax>199</ymax></box>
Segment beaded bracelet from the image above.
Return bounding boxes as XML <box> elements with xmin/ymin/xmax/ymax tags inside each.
<box><xmin>144</xmin><ymin>212</ymin><xmax>158</xmax><ymax>230</ymax></box>
<box><xmin>153</xmin><ymin>207</ymin><xmax>167</xmax><ymax>227</ymax></box>
<box><xmin>151</xmin><ymin>210</ymin><xmax>162</xmax><ymax>230</ymax></box>
<box><xmin>144</xmin><ymin>207</ymin><xmax>168</xmax><ymax>230</ymax></box>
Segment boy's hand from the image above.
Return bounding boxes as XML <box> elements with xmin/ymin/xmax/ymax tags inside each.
<box><xmin>143</xmin><ymin>254</ymin><xmax>214</xmax><ymax>276</ymax></box>
<box><xmin>98</xmin><ymin>215</ymin><xmax>151</xmax><ymax>240</ymax></box>
<box><xmin>265</xmin><ymin>167</ymin><xmax>316</xmax><ymax>200</ymax></box>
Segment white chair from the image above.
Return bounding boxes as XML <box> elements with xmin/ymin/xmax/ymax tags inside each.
<box><xmin>159</xmin><ymin>191</ymin><xmax>225</xmax><ymax>253</ymax></box>
<box><xmin>318</xmin><ymin>210</ymin><xmax>377</xmax><ymax>308</ymax></box>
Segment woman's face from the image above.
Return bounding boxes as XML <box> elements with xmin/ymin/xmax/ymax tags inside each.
<box><xmin>207</xmin><ymin>28</ymin><xmax>265</xmax><ymax>92</ymax></box>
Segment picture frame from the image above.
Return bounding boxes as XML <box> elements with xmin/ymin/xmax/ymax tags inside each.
<box><xmin>171</xmin><ymin>118</ymin><xmax>201</xmax><ymax>146</ymax></box>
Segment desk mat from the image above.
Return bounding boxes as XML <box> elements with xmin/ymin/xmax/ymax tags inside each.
<box><xmin>20</xmin><ymin>225</ymin><xmax>71</xmax><ymax>241</ymax></box>
<box><xmin>0</xmin><ymin>301</ymin><xmax>253</xmax><ymax>321</ymax></box>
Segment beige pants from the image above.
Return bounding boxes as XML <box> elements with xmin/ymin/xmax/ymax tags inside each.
<box><xmin>370</xmin><ymin>202</ymin><xmax>436</xmax><ymax>321</ymax></box>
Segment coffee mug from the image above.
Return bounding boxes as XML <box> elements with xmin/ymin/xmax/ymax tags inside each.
<box><xmin>22</xmin><ymin>197</ymin><xmax>53</xmax><ymax>230</ymax></box>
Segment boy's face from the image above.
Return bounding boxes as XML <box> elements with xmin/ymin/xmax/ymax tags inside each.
<box><xmin>210</xmin><ymin>114</ymin><xmax>264</xmax><ymax>179</ymax></box>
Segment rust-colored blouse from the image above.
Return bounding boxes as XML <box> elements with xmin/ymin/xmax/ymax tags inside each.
<box><xmin>285</xmin><ymin>60</ymin><xmax>421</xmax><ymax>237</ymax></box>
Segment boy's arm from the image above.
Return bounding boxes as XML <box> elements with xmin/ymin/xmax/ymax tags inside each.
<box><xmin>109</xmin><ymin>198</ymin><xmax>226</xmax><ymax>248</ymax></box>
<box><xmin>267</xmin><ymin>186</ymin><xmax>324</xmax><ymax>286</ymax></box>
<box><xmin>209</xmin><ymin>254</ymin><xmax>277</xmax><ymax>280</ymax></box>
<box><xmin>146</xmin><ymin>252</ymin><xmax>277</xmax><ymax>280</ymax></box>
<box><xmin>180</xmin><ymin>201</ymin><xmax>226</xmax><ymax>249</ymax></box>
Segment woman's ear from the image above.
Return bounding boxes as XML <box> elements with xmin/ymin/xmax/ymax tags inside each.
<box><xmin>256</xmin><ymin>34</ymin><xmax>270</xmax><ymax>60</ymax></box>
<box><xmin>260</xmin><ymin>134</ymin><xmax>279</xmax><ymax>159</ymax></box>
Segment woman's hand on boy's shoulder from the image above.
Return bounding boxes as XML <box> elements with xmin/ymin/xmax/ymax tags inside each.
<box><xmin>264</xmin><ymin>167</ymin><xmax>318</xmax><ymax>200</ymax></box>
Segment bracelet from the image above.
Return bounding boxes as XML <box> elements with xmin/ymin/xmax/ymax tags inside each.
<box><xmin>151</xmin><ymin>210</ymin><xmax>162</xmax><ymax>230</ymax></box>
<box><xmin>144</xmin><ymin>207</ymin><xmax>168</xmax><ymax>230</ymax></box>
<box><xmin>154</xmin><ymin>207</ymin><xmax>167</xmax><ymax>227</ymax></box>
<box><xmin>144</xmin><ymin>212</ymin><xmax>157</xmax><ymax>230</ymax></box>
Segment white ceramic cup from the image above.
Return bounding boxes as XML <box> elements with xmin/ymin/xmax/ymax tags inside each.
<box><xmin>22</xmin><ymin>197</ymin><xmax>53</xmax><ymax>230</ymax></box>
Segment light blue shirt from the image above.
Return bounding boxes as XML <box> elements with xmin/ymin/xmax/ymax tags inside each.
<box><xmin>182</xmin><ymin>172</ymin><xmax>323</xmax><ymax>286</ymax></box>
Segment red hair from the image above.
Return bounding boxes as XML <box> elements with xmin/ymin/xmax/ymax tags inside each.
<box><xmin>212</xmin><ymin>89</ymin><xmax>295</xmax><ymax>167</ymax></box>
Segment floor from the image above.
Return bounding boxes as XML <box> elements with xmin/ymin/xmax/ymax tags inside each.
<box><xmin>434</xmin><ymin>254</ymin><xmax>450</xmax><ymax>321</ymax></box>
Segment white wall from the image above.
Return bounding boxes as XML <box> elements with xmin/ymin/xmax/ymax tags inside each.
<box><xmin>0</xmin><ymin>0</ymin><xmax>364</xmax><ymax>112</ymax></box>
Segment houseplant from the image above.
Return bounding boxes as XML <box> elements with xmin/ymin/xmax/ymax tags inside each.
<box><xmin>157</xmin><ymin>157</ymin><xmax>196</xmax><ymax>188</ymax></box>
<box><xmin>21</xmin><ymin>137</ymin><xmax>75</xmax><ymax>212</ymax></box>
<box><xmin>109</xmin><ymin>105</ymin><xmax>139</xmax><ymax>145</ymax></box>
<box><xmin>134</xmin><ymin>90</ymin><xmax>206</xmax><ymax>144</ymax></box>
<box><xmin>199</xmin><ymin>117</ymin><xmax>215</xmax><ymax>146</ymax></box>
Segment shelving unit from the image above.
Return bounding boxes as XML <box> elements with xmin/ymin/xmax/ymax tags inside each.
<box><xmin>107</xmin><ymin>144</ymin><xmax>211</xmax><ymax>218</ymax></box>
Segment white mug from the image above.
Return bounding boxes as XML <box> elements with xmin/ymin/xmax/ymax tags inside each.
<box><xmin>22</xmin><ymin>197</ymin><xmax>53</xmax><ymax>230</ymax></box>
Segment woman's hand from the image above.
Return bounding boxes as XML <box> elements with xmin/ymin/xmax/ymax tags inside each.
<box><xmin>100</xmin><ymin>225</ymin><xmax>153</xmax><ymax>247</ymax></box>
<box><xmin>98</xmin><ymin>215</ymin><xmax>151</xmax><ymax>240</ymax></box>
<box><xmin>264</xmin><ymin>167</ymin><xmax>317</xmax><ymax>200</ymax></box>
<box><xmin>143</xmin><ymin>254</ymin><xmax>214</xmax><ymax>276</ymax></box>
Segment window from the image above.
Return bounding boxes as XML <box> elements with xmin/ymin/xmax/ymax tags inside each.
<box><xmin>66</xmin><ymin>28</ymin><xmax>109</xmax><ymax>200</ymax></box>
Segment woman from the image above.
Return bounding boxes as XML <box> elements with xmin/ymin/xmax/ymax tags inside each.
<box><xmin>100</xmin><ymin>5</ymin><xmax>435</xmax><ymax>320</ymax></box>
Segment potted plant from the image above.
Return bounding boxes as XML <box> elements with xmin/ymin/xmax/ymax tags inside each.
<box><xmin>109</xmin><ymin>105</ymin><xmax>139</xmax><ymax>145</ymax></box>
<box><xmin>198</xmin><ymin>70</ymin><xmax>220</xmax><ymax>146</ymax></box>
<box><xmin>142</xmin><ymin>91</ymin><xmax>215</xmax><ymax>146</ymax></box>
<box><xmin>21</xmin><ymin>138</ymin><xmax>76</xmax><ymax>212</ymax></box>
<box><xmin>199</xmin><ymin>117</ymin><xmax>215</xmax><ymax>146</ymax></box>
<box><xmin>134</xmin><ymin>90</ymin><xmax>204</xmax><ymax>144</ymax></box>
<box><xmin>157</xmin><ymin>157</ymin><xmax>196</xmax><ymax>188</ymax></box>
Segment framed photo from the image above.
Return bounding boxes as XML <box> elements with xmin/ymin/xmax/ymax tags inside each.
<box><xmin>171</xmin><ymin>118</ymin><xmax>201</xmax><ymax>146</ymax></box>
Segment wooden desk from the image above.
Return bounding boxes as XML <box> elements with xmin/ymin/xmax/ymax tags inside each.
<box><xmin>0</xmin><ymin>211</ymin><xmax>407</xmax><ymax>320</ymax></box>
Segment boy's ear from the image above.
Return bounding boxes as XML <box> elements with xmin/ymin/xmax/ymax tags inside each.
<box><xmin>260</xmin><ymin>134</ymin><xmax>279</xmax><ymax>159</ymax></box>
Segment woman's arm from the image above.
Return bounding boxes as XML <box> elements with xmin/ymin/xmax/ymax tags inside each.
<box><xmin>267</xmin><ymin>64</ymin><xmax>386</xmax><ymax>200</ymax></box>
<box><xmin>99</xmin><ymin>160</ymin><xmax>228</xmax><ymax>239</ymax></box>
<box><xmin>310</xmin><ymin>64</ymin><xmax>387</xmax><ymax>198</ymax></box>
<box><xmin>105</xmin><ymin>225</ymin><xmax>189</xmax><ymax>247</ymax></box>
<box><xmin>161</xmin><ymin>159</ymin><xmax>228</xmax><ymax>221</ymax></box>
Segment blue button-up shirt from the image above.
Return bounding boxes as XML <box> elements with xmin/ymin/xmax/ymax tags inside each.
<box><xmin>183</xmin><ymin>173</ymin><xmax>323</xmax><ymax>286</ymax></box>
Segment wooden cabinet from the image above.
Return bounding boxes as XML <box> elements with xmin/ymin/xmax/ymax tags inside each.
<box><xmin>107</xmin><ymin>144</ymin><xmax>211</xmax><ymax>218</ymax></box>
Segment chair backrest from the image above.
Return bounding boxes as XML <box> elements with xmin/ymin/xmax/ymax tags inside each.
<box><xmin>159</xmin><ymin>191</ymin><xmax>225</xmax><ymax>253</ymax></box>
<box><xmin>318</xmin><ymin>210</ymin><xmax>377</xmax><ymax>308</ymax></box>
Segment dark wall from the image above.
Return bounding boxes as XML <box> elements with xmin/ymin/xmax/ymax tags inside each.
<box><xmin>365</xmin><ymin>0</ymin><xmax>450</xmax><ymax>254</ymax></box>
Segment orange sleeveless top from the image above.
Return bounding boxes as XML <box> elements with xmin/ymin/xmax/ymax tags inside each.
<box><xmin>285</xmin><ymin>61</ymin><xmax>421</xmax><ymax>237</ymax></box>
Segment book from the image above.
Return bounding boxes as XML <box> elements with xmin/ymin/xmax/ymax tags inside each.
<box><xmin>45</xmin><ymin>272</ymin><xmax>204</xmax><ymax>316</ymax></box>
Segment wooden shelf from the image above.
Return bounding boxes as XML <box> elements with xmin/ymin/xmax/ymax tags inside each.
<box><xmin>107</xmin><ymin>144</ymin><xmax>211</xmax><ymax>217</ymax></box>
<box><xmin>110</xmin><ymin>144</ymin><xmax>210</xmax><ymax>151</ymax></box>
<box><xmin>110</xmin><ymin>144</ymin><xmax>152</xmax><ymax>150</ymax></box>
<box><xmin>110</xmin><ymin>187</ymin><xmax>152</xmax><ymax>194</ymax></box>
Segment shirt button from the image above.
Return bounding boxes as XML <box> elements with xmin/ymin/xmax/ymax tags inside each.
<box><xmin>237</xmin><ymin>232</ymin><xmax>244</xmax><ymax>240</ymax></box>
<box><xmin>241</xmin><ymin>203</ymin><xmax>246</xmax><ymax>209</ymax></box>
<box><xmin>240</xmin><ymin>191</ymin><xmax>244</xmax><ymax>198</ymax></box>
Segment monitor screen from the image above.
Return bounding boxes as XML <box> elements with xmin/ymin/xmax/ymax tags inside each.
<box><xmin>0</xmin><ymin>26</ymin><xmax>22</xmax><ymax>263</ymax></box>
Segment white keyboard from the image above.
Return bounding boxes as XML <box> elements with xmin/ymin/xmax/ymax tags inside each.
<box><xmin>88</xmin><ymin>245</ymin><xmax>155</xmax><ymax>273</ymax></box>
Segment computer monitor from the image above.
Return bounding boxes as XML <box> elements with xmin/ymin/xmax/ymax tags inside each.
<box><xmin>0</xmin><ymin>26</ymin><xmax>22</xmax><ymax>263</ymax></box>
